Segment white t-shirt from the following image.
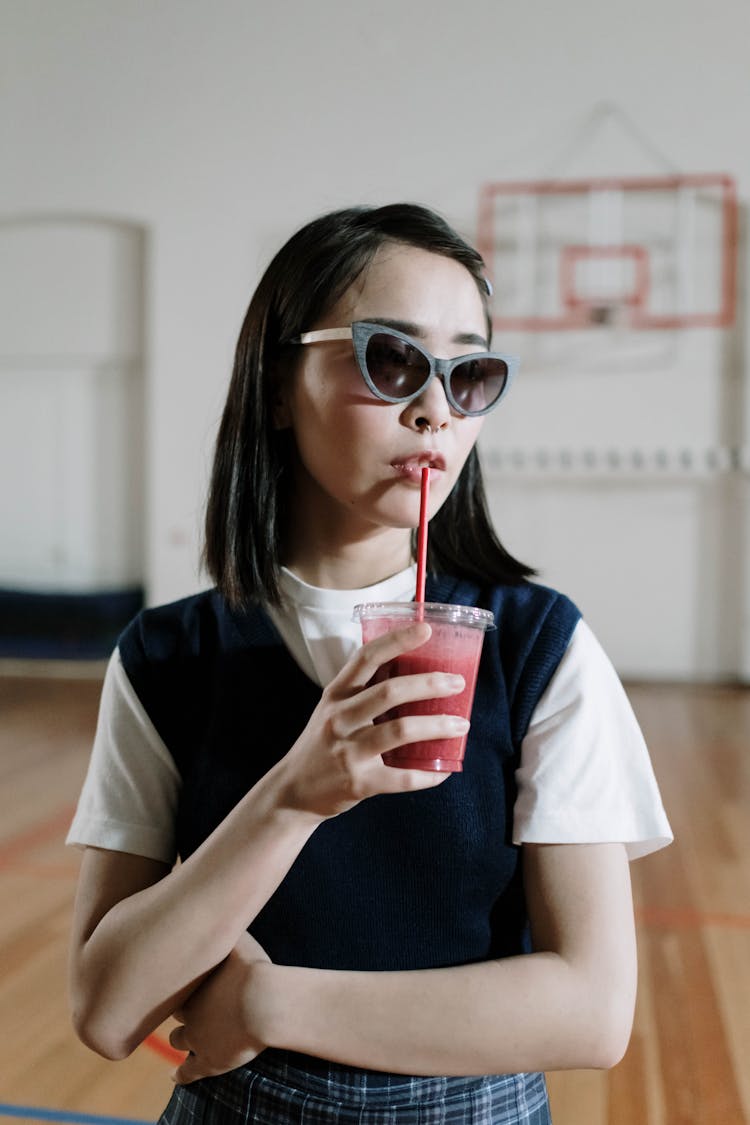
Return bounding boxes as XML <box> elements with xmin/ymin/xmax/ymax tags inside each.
<box><xmin>67</xmin><ymin>567</ymin><xmax>672</xmax><ymax>863</ymax></box>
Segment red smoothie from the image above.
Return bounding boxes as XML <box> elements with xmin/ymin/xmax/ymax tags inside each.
<box><xmin>356</xmin><ymin>603</ymin><xmax>494</xmax><ymax>772</ymax></box>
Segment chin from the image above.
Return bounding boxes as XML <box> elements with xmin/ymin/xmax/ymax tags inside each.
<box><xmin>374</xmin><ymin>504</ymin><xmax>425</xmax><ymax>532</ymax></box>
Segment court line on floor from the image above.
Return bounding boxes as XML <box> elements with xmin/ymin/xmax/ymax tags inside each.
<box><xmin>143</xmin><ymin>1032</ymin><xmax>185</xmax><ymax>1065</ymax></box>
<box><xmin>635</xmin><ymin>905</ymin><xmax>750</xmax><ymax>929</ymax></box>
<box><xmin>0</xmin><ymin>1104</ymin><xmax>150</xmax><ymax>1125</ymax></box>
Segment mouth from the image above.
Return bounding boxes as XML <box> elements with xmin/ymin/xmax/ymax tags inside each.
<box><xmin>391</xmin><ymin>452</ymin><xmax>447</xmax><ymax>478</ymax></box>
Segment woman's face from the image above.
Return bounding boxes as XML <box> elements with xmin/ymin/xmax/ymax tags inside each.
<box><xmin>277</xmin><ymin>242</ymin><xmax>489</xmax><ymax>553</ymax></box>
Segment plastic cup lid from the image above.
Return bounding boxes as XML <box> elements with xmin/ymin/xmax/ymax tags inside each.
<box><xmin>353</xmin><ymin>601</ymin><xmax>495</xmax><ymax>630</ymax></box>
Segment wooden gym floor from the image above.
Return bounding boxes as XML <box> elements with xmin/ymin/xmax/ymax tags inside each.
<box><xmin>0</xmin><ymin>670</ymin><xmax>748</xmax><ymax>1125</ymax></box>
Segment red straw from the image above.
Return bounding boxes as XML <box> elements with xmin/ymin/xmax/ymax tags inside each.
<box><xmin>415</xmin><ymin>467</ymin><xmax>430</xmax><ymax>604</ymax></box>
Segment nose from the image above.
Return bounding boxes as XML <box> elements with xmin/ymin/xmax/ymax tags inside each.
<box><xmin>401</xmin><ymin>373</ymin><xmax>452</xmax><ymax>433</ymax></box>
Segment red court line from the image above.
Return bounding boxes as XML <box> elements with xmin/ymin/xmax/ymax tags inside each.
<box><xmin>636</xmin><ymin>905</ymin><xmax>750</xmax><ymax>930</ymax></box>
<box><xmin>0</xmin><ymin>807</ymin><xmax>76</xmax><ymax>870</ymax></box>
<box><xmin>143</xmin><ymin>1033</ymin><xmax>186</xmax><ymax>1065</ymax></box>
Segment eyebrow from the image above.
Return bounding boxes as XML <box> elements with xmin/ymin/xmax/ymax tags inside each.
<box><xmin>363</xmin><ymin>316</ymin><xmax>488</xmax><ymax>350</ymax></box>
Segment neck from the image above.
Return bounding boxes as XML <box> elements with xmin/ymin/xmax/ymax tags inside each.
<box><xmin>283</xmin><ymin>526</ymin><xmax>413</xmax><ymax>591</ymax></box>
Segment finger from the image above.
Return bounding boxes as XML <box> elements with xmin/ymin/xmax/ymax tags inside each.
<box><xmin>383</xmin><ymin>766</ymin><xmax>453</xmax><ymax>792</ymax></box>
<box><xmin>367</xmin><ymin>670</ymin><xmax>465</xmax><ymax>711</ymax></box>
<box><xmin>169</xmin><ymin>1024</ymin><xmax>189</xmax><ymax>1052</ymax></box>
<box><xmin>341</xmin><ymin>715</ymin><xmax>469</xmax><ymax>795</ymax></box>
<box><xmin>336</xmin><ymin>623</ymin><xmax>433</xmax><ymax>691</ymax></box>
<box><xmin>339</xmin><ymin>671</ymin><xmax>466</xmax><ymax>737</ymax></box>
<box><xmin>172</xmin><ymin>1053</ymin><xmax>214</xmax><ymax>1086</ymax></box>
<box><xmin>365</xmin><ymin>713</ymin><xmax>470</xmax><ymax>758</ymax></box>
<box><xmin>353</xmin><ymin>718</ymin><xmax>470</xmax><ymax>783</ymax></box>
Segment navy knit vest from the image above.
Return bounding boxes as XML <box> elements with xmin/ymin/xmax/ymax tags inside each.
<box><xmin>119</xmin><ymin>575</ymin><xmax>580</xmax><ymax>972</ymax></box>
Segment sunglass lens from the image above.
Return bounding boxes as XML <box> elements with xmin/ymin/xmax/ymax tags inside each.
<box><xmin>450</xmin><ymin>357</ymin><xmax>509</xmax><ymax>415</ymax></box>
<box><xmin>365</xmin><ymin>333</ymin><xmax>431</xmax><ymax>399</ymax></box>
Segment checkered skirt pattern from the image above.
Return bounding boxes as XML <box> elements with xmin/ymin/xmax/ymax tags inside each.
<box><xmin>157</xmin><ymin>1051</ymin><xmax>551</xmax><ymax>1124</ymax></box>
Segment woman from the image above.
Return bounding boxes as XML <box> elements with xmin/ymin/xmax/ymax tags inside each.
<box><xmin>68</xmin><ymin>203</ymin><xmax>672</xmax><ymax>1123</ymax></box>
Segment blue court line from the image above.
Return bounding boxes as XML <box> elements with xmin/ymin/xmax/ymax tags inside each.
<box><xmin>0</xmin><ymin>1105</ymin><xmax>151</xmax><ymax>1125</ymax></box>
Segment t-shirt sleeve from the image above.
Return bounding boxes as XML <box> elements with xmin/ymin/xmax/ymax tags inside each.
<box><xmin>513</xmin><ymin>619</ymin><xmax>673</xmax><ymax>860</ymax></box>
<box><xmin>65</xmin><ymin>648</ymin><xmax>180</xmax><ymax>864</ymax></box>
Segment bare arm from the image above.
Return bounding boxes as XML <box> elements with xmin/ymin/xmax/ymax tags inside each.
<box><xmin>171</xmin><ymin>841</ymin><xmax>637</xmax><ymax>1083</ymax></box>
<box><xmin>68</xmin><ymin>786</ymin><xmax>318</xmax><ymax>1059</ymax></box>
<box><xmin>69</xmin><ymin>621</ymin><xmax>467</xmax><ymax>1060</ymax></box>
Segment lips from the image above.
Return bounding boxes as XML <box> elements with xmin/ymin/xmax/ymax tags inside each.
<box><xmin>391</xmin><ymin>452</ymin><xmax>447</xmax><ymax>472</ymax></box>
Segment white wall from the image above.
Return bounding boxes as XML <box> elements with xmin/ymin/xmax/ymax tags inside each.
<box><xmin>2</xmin><ymin>0</ymin><xmax>749</xmax><ymax>678</ymax></box>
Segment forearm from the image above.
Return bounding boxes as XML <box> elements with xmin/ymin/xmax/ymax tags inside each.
<box><xmin>256</xmin><ymin>844</ymin><xmax>636</xmax><ymax>1076</ymax></box>
<box><xmin>72</xmin><ymin>761</ymin><xmax>321</xmax><ymax>1057</ymax></box>
<box><xmin>262</xmin><ymin>951</ymin><xmax>633</xmax><ymax>1075</ymax></box>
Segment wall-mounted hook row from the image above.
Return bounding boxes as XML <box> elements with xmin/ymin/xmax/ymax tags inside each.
<box><xmin>482</xmin><ymin>445</ymin><xmax>750</xmax><ymax>477</ymax></box>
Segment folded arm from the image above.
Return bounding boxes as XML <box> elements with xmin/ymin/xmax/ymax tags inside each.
<box><xmin>171</xmin><ymin>841</ymin><xmax>637</xmax><ymax>1083</ymax></box>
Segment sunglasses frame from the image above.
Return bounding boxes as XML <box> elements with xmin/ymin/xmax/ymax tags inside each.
<box><xmin>295</xmin><ymin>321</ymin><xmax>519</xmax><ymax>417</ymax></box>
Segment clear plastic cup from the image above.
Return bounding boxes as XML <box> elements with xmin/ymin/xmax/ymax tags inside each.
<box><xmin>353</xmin><ymin>601</ymin><xmax>495</xmax><ymax>772</ymax></box>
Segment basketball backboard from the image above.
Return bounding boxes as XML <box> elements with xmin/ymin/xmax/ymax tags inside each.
<box><xmin>477</xmin><ymin>174</ymin><xmax>738</xmax><ymax>333</ymax></box>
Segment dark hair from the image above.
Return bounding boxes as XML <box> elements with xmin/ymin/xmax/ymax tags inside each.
<box><xmin>204</xmin><ymin>203</ymin><xmax>534</xmax><ymax>607</ymax></box>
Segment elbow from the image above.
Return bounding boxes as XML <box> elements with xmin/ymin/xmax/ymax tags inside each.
<box><xmin>583</xmin><ymin>991</ymin><xmax>635</xmax><ymax>1070</ymax></box>
<box><xmin>71</xmin><ymin>998</ymin><xmax>139</xmax><ymax>1062</ymax></box>
<box><xmin>587</xmin><ymin>1027</ymin><xmax>631</xmax><ymax>1071</ymax></box>
<box><xmin>73</xmin><ymin>1018</ymin><xmax>137</xmax><ymax>1062</ymax></box>
<box><xmin>69</xmin><ymin>962</ymin><xmax>143</xmax><ymax>1061</ymax></box>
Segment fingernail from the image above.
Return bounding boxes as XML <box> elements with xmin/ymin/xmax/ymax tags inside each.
<box><xmin>450</xmin><ymin>716</ymin><xmax>470</xmax><ymax>731</ymax></box>
<box><xmin>448</xmin><ymin>675</ymin><xmax>465</xmax><ymax>689</ymax></box>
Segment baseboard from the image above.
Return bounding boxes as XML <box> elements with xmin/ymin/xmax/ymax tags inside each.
<box><xmin>0</xmin><ymin>586</ymin><xmax>144</xmax><ymax>660</ymax></box>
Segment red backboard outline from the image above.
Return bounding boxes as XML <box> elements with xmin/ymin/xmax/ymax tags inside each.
<box><xmin>560</xmin><ymin>244</ymin><xmax>650</xmax><ymax>324</ymax></box>
<box><xmin>477</xmin><ymin>173</ymin><xmax>738</xmax><ymax>331</ymax></box>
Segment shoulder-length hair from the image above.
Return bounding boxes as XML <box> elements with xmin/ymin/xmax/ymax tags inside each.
<box><xmin>204</xmin><ymin>203</ymin><xmax>535</xmax><ymax>607</ymax></box>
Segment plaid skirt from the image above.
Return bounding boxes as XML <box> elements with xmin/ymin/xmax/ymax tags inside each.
<box><xmin>157</xmin><ymin>1049</ymin><xmax>552</xmax><ymax>1124</ymax></box>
